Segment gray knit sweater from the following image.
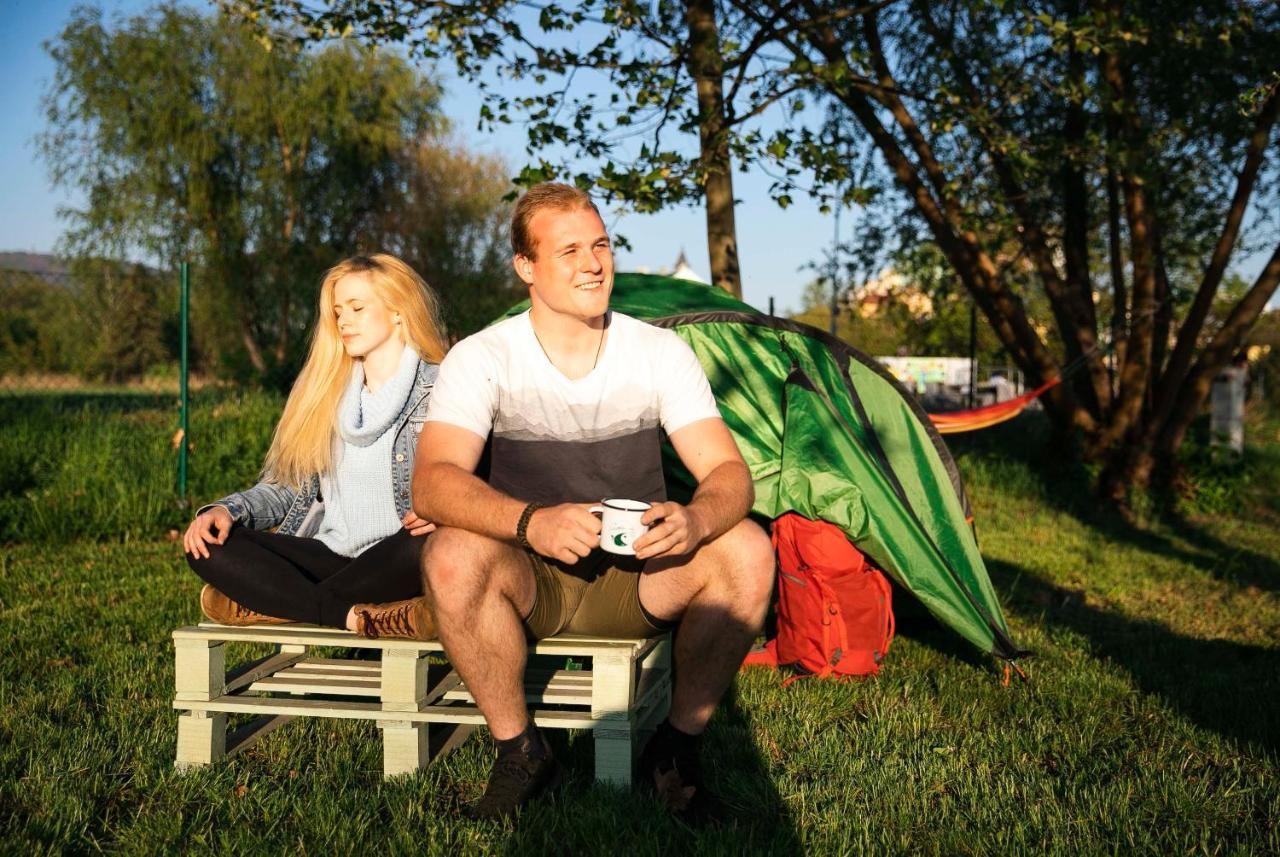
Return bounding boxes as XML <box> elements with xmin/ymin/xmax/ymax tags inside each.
<box><xmin>315</xmin><ymin>347</ymin><xmax>420</xmax><ymax>557</ymax></box>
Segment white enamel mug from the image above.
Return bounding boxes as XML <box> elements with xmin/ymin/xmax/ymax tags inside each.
<box><xmin>589</xmin><ymin>498</ymin><xmax>652</xmax><ymax>555</ymax></box>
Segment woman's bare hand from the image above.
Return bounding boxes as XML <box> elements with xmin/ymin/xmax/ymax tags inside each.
<box><xmin>184</xmin><ymin>506</ymin><xmax>234</xmax><ymax>559</ymax></box>
<box><xmin>402</xmin><ymin>510</ymin><xmax>437</xmax><ymax>537</ymax></box>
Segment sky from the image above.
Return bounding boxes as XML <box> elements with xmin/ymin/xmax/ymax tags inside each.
<box><xmin>1</xmin><ymin>0</ymin><xmax>1274</xmax><ymax>316</ymax></box>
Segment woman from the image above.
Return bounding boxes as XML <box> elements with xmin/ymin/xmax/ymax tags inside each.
<box><xmin>184</xmin><ymin>253</ymin><xmax>446</xmax><ymax>640</ymax></box>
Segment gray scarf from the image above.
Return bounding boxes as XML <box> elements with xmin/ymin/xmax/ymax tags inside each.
<box><xmin>337</xmin><ymin>346</ymin><xmax>420</xmax><ymax>447</ymax></box>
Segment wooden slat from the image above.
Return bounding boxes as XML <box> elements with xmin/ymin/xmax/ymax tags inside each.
<box><xmin>176</xmin><ymin>625</ymin><xmax>444</xmax><ymax>652</ymax></box>
<box><xmin>223</xmin><ymin>651</ymin><xmax>308</xmax><ymax>695</ymax></box>
<box><xmin>175</xmin><ymin>625</ymin><xmax>659</xmax><ymax>655</ymax></box>
<box><xmin>442</xmin><ymin>668</ymin><xmax>598</xmax><ymax>706</ymax></box>
<box><xmin>293</xmin><ymin>658</ymin><xmax>384</xmax><ymax>672</ymax></box>
<box><xmin>524</xmin><ymin>669</ymin><xmax>593</xmax><ymax>686</ymax></box>
<box><xmin>441</xmin><ymin>685</ymin><xmax>592</xmax><ymax>705</ymax></box>
<box><xmin>175</xmin><ymin>695</ymin><xmax>599</xmax><ymax>729</ymax></box>
<box><xmin>247</xmin><ymin>675</ymin><xmax>382</xmax><ymax>696</ymax></box>
<box><xmin>279</xmin><ymin>665</ymin><xmax>381</xmax><ymax>680</ymax></box>
<box><xmin>633</xmin><ymin>666</ymin><xmax>671</xmax><ymax>712</ymax></box>
<box><xmin>421</xmin><ymin>669</ymin><xmax>463</xmax><ymax>707</ymax></box>
<box><xmin>225</xmin><ymin>715</ymin><xmax>295</xmax><ymax>756</ymax></box>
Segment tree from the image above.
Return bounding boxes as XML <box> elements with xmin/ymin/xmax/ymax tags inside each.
<box><xmin>0</xmin><ymin>269</ymin><xmax>87</xmax><ymax>378</ymax></box>
<box><xmin>381</xmin><ymin>140</ymin><xmax>523</xmax><ymax>337</ymax></box>
<box><xmin>228</xmin><ymin>0</ymin><xmax>1280</xmax><ymax>500</ymax></box>
<box><xmin>41</xmin><ymin>5</ymin><xmax>515</xmax><ymax>383</ymax></box>
<box><xmin>754</xmin><ymin>0</ymin><xmax>1280</xmax><ymax>499</ymax></box>
<box><xmin>70</xmin><ymin>258</ymin><xmax>171</xmax><ymax>382</ymax></box>
<box><xmin>222</xmin><ymin>0</ymin><xmax>875</xmax><ymax>300</ymax></box>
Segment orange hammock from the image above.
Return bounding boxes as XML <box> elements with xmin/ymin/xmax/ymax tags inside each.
<box><xmin>928</xmin><ymin>378</ymin><xmax>1061</xmax><ymax>434</ymax></box>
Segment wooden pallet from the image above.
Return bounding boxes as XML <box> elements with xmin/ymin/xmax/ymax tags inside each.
<box><xmin>172</xmin><ymin>623</ymin><xmax>672</xmax><ymax>784</ymax></box>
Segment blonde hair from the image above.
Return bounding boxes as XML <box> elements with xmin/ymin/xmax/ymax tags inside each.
<box><xmin>262</xmin><ymin>254</ymin><xmax>448</xmax><ymax>488</ymax></box>
<box><xmin>511</xmin><ymin>182</ymin><xmax>601</xmax><ymax>260</ymax></box>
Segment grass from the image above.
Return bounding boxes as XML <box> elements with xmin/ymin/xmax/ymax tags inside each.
<box><xmin>0</xmin><ymin>388</ymin><xmax>280</xmax><ymax>542</ymax></box>
<box><xmin>1</xmin><ymin>395</ymin><xmax>1278</xmax><ymax>854</ymax></box>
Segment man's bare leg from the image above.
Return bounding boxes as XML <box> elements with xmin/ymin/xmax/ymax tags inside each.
<box><xmin>421</xmin><ymin>527</ymin><xmax>536</xmax><ymax>740</ymax></box>
<box><xmin>639</xmin><ymin>518</ymin><xmax>775</xmax><ymax>733</ymax></box>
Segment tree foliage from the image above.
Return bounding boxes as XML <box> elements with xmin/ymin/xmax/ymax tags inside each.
<box><xmin>0</xmin><ymin>270</ymin><xmax>88</xmax><ymax>378</ymax></box>
<box><xmin>764</xmin><ymin>0</ymin><xmax>1280</xmax><ymax>498</ymax></box>
<box><xmin>226</xmin><ymin>0</ymin><xmax>1280</xmax><ymax>497</ymax></box>
<box><xmin>41</xmin><ymin>4</ymin><xmax>515</xmax><ymax>384</ymax></box>
<box><xmin>223</xmin><ymin>0</ymin><xmax>850</xmax><ymax>298</ymax></box>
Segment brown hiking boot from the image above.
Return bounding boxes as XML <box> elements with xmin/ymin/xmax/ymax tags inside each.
<box><xmin>352</xmin><ymin>597</ymin><xmax>435</xmax><ymax>640</ymax></box>
<box><xmin>199</xmin><ymin>585</ymin><xmax>290</xmax><ymax>626</ymax></box>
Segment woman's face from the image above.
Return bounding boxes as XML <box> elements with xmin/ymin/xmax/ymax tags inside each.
<box><xmin>333</xmin><ymin>273</ymin><xmax>400</xmax><ymax>360</ymax></box>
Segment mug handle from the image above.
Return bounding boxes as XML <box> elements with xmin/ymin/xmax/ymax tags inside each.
<box><xmin>589</xmin><ymin>504</ymin><xmax>604</xmax><ymax>515</ymax></box>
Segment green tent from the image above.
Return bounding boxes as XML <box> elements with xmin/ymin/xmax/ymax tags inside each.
<box><xmin>504</xmin><ymin>273</ymin><xmax>1024</xmax><ymax>661</ymax></box>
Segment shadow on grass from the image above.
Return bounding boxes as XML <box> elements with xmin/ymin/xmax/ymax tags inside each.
<box><xmin>497</xmin><ymin>688</ymin><xmax>802</xmax><ymax>855</ymax></box>
<box><xmin>888</xmin><ymin>579</ymin><xmax>993</xmax><ymax>672</ymax></box>
<box><xmin>948</xmin><ymin>412</ymin><xmax>1280</xmax><ymax>597</ymax></box>
<box><xmin>989</xmin><ymin>557</ymin><xmax>1280</xmax><ymax>756</ymax></box>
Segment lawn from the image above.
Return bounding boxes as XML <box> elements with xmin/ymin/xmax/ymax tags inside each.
<box><xmin>1</xmin><ymin>393</ymin><xmax>1277</xmax><ymax>854</ymax></box>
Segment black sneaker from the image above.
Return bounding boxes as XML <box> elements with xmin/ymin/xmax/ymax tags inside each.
<box><xmin>465</xmin><ymin>748</ymin><xmax>563</xmax><ymax>820</ymax></box>
<box><xmin>638</xmin><ymin>724</ymin><xmax>725</xmax><ymax>825</ymax></box>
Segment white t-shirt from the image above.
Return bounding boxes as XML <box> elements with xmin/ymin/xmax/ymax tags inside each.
<box><xmin>425</xmin><ymin>310</ymin><xmax>721</xmax><ymax>567</ymax></box>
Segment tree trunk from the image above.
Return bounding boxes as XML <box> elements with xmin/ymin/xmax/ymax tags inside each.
<box><xmin>684</xmin><ymin>0</ymin><xmax>742</xmax><ymax>298</ymax></box>
<box><xmin>1060</xmin><ymin>43</ymin><xmax>1109</xmax><ymax>420</ymax></box>
<box><xmin>1106</xmin><ymin>155</ymin><xmax>1127</xmax><ymax>397</ymax></box>
<box><xmin>1150</xmin><ymin>85</ymin><xmax>1279</xmax><ymax>425</ymax></box>
<box><xmin>812</xmin><ymin>10</ymin><xmax>1093</xmax><ymax>434</ymax></box>
<box><xmin>240</xmin><ymin>318</ymin><xmax>267</xmax><ymax>374</ymax></box>
<box><xmin>1156</xmin><ymin>243</ymin><xmax>1280</xmax><ymax>456</ymax></box>
<box><xmin>1096</xmin><ymin>35</ymin><xmax>1157</xmax><ymax>457</ymax></box>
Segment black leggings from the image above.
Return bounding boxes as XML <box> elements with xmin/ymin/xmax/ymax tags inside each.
<box><xmin>187</xmin><ymin>526</ymin><xmax>425</xmax><ymax>628</ymax></box>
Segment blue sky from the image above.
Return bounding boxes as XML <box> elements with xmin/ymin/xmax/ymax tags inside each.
<box><xmin>2</xmin><ymin>0</ymin><xmax>1274</xmax><ymax>315</ymax></box>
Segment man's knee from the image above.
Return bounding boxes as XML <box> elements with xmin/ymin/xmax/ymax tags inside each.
<box><xmin>421</xmin><ymin>527</ymin><xmax>493</xmax><ymax>611</ymax></box>
<box><xmin>709</xmin><ymin>519</ymin><xmax>775</xmax><ymax>607</ymax></box>
<box><xmin>421</xmin><ymin>527</ymin><xmax>527</xmax><ymax>614</ymax></box>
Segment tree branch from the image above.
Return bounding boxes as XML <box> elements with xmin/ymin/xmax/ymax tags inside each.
<box><xmin>1156</xmin><ymin>242</ymin><xmax>1280</xmax><ymax>456</ymax></box>
<box><xmin>762</xmin><ymin>0</ymin><xmax>1083</xmax><ymax>427</ymax></box>
<box><xmin>1152</xmin><ymin>82</ymin><xmax>1279</xmax><ymax>420</ymax></box>
<box><xmin>917</xmin><ymin>2</ymin><xmax>1108</xmax><ymax>420</ymax></box>
<box><xmin>1094</xmin><ymin>16</ymin><xmax>1157</xmax><ymax>453</ymax></box>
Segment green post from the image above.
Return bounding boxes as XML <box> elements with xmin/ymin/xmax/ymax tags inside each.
<box><xmin>178</xmin><ymin>262</ymin><xmax>190</xmax><ymax>497</ymax></box>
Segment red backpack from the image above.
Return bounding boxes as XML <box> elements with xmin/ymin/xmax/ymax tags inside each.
<box><xmin>743</xmin><ymin>513</ymin><xmax>895</xmax><ymax>682</ymax></box>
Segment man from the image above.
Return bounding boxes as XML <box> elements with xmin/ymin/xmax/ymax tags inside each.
<box><xmin>412</xmin><ymin>183</ymin><xmax>774</xmax><ymax>820</ymax></box>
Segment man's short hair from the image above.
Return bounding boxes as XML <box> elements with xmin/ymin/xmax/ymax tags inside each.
<box><xmin>511</xmin><ymin>182</ymin><xmax>602</xmax><ymax>260</ymax></box>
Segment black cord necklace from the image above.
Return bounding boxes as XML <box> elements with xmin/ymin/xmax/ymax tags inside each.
<box><xmin>531</xmin><ymin>319</ymin><xmax>606</xmax><ymax>373</ymax></box>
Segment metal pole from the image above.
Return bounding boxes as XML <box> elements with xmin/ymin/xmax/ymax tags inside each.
<box><xmin>968</xmin><ymin>298</ymin><xmax>977</xmax><ymax>408</ymax></box>
<box><xmin>178</xmin><ymin>261</ymin><xmax>190</xmax><ymax>497</ymax></box>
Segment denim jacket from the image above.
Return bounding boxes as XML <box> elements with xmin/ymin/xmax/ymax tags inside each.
<box><xmin>204</xmin><ymin>361</ymin><xmax>438</xmax><ymax>537</ymax></box>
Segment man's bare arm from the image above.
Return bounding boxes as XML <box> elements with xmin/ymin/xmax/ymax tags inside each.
<box><xmin>411</xmin><ymin>421</ymin><xmax>602</xmax><ymax>564</ymax></box>
<box><xmin>412</xmin><ymin>422</ymin><xmax>524</xmax><ymax>537</ymax></box>
<box><xmin>633</xmin><ymin>417</ymin><xmax>754</xmax><ymax>560</ymax></box>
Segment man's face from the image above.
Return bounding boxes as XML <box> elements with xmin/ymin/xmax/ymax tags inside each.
<box><xmin>515</xmin><ymin>205</ymin><xmax>614</xmax><ymax>323</ymax></box>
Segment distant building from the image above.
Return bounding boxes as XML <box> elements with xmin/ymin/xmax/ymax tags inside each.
<box><xmin>671</xmin><ymin>250</ymin><xmax>707</xmax><ymax>284</ymax></box>
<box><xmin>628</xmin><ymin>250</ymin><xmax>708</xmax><ymax>284</ymax></box>
<box><xmin>847</xmin><ymin>268</ymin><xmax>934</xmax><ymax>320</ymax></box>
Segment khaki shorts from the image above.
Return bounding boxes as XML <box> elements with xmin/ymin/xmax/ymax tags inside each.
<box><xmin>522</xmin><ymin>552</ymin><xmax>675</xmax><ymax>640</ymax></box>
